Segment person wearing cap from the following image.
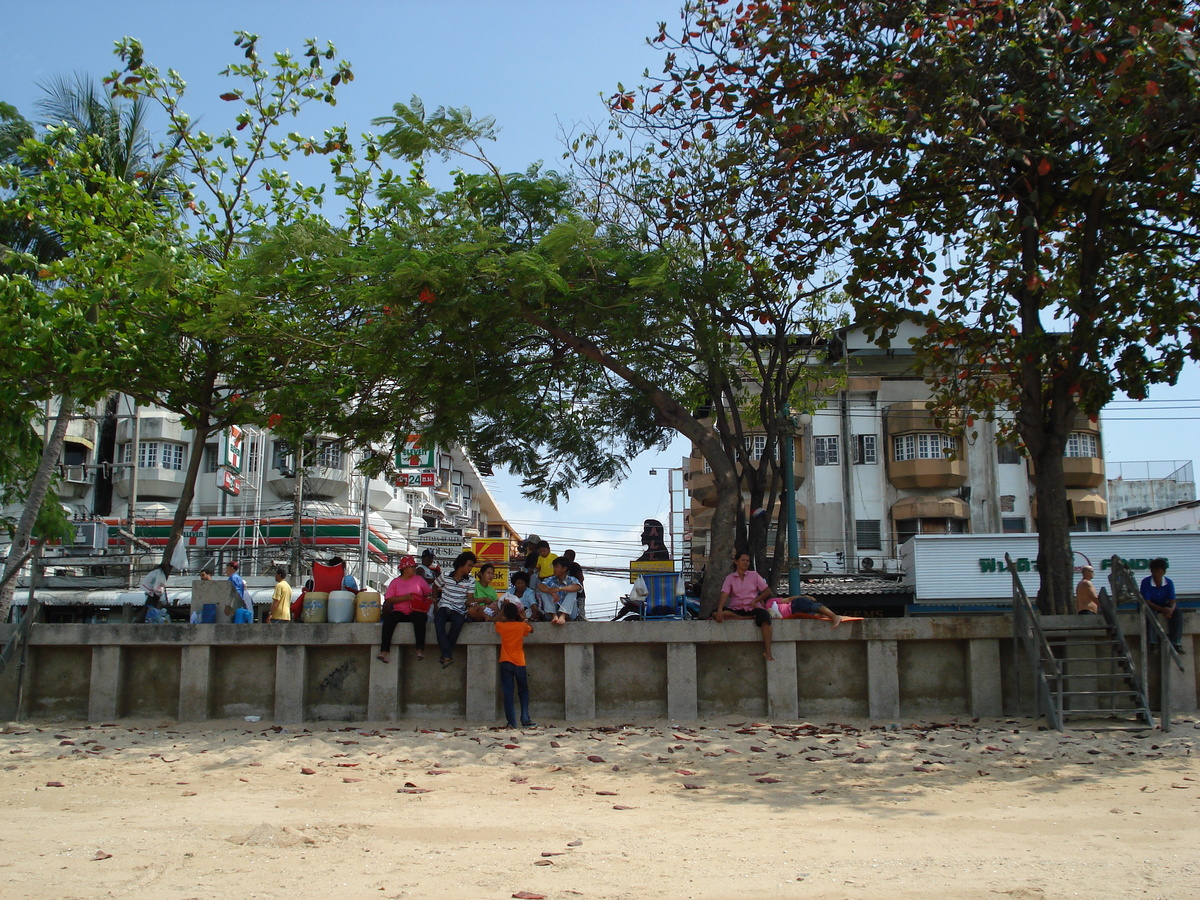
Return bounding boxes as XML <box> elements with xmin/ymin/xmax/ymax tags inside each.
<box><xmin>225</xmin><ymin>560</ymin><xmax>254</xmax><ymax>623</ymax></box>
<box><xmin>379</xmin><ymin>555</ymin><xmax>433</xmax><ymax>663</ymax></box>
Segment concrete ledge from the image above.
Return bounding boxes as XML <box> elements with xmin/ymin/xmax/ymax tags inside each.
<box><xmin>1</xmin><ymin>616</ymin><xmax>1193</xmax><ymax>725</ymax></box>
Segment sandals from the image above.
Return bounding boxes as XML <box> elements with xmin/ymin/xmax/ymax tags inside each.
<box><xmin>376</xmin><ymin>654</ymin><xmax>389</xmax><ymax>664</ymax></box>
<box><xmin>440</xmin><ymin>657</ymin><xmax>454</xmax><ymax>669</ymax></box>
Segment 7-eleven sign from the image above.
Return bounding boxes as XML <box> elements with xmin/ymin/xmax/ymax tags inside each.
<box><xmin>399</xmin><ymin>433</ymin><xmax>434</xmax><ymax>470</ymax></box>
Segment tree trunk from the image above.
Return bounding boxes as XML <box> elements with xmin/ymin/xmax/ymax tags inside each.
<box><xmin>0</xmin><ymin>395</ymin><xmax>74</xmax><ymax>622</ymax></box>
<box><xmin>532</xmin><ymin>319</ymin><xmax>738</xmax><ymax>616</ymax></box>
<box><xmin>159</xmin><ymin>417</ymin><xmax>212</xmax><ymax>573</ymax></box>
<box><xmin>1030</xmin><ymin>442</ymin><xmax>1074</xmax><ymax>615</ymax></box>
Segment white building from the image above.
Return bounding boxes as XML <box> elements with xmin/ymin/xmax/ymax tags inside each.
<box><xmin>686</xmin><ymin>323</ymin><xmax>1110</xmax><ymax>576</ymax></box>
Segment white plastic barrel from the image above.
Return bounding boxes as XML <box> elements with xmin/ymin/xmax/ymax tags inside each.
<box><xmin>355</xmin><ymin>591</ymin><xmax>382</xmax><ymax>623</ymax></box>
<box><xmin>303</xmin><ymin>592</ymin><xmax>329</xmax><ymax>623</ymax></box>
<box><xmin>327</xmin><ymin>590</ymin><xmax>355</xmax><ymax>623</ymax></box>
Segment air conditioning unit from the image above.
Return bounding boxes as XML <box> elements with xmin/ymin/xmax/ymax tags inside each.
<box><xmin>858</xmin><ymin>556</ymin><xmax>877</xmax><ymax>573</ymax></box>
<box><xmin>64</xmin><ymin>465</ymin><xmax>94</xmax><ymax>485</ymax></box>
<box><xmin>69</xmin><ymin>521</ymin><xmax>108</xmax><ymax>554</ymax></box>
<box><xmin>796</xmin><ymin>554</ymin><xmax>846</xmax><ymax>575</ymax></box>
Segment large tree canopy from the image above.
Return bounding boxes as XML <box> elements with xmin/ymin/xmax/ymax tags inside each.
<box><xmin>633</xmin><ymin>0</ymin><xmax>1200</xmax><ymax>611</ymax></box>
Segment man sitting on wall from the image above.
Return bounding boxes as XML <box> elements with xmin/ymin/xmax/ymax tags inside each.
<box><xmin>536</xmin><ymin>557</ymin><xmax>582</xmax><ymax>626</ymax></box>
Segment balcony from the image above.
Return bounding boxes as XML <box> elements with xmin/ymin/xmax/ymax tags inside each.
<box><xmin>113</xmin><ymin>466</ymin><xmax>188</xmax><ymax>501</ymax></box>
<box><xmin>265</xmin><ymin>467</ymin><xmax>350</xmax><ymax>502</ymax></box>
<box><xmin>1063</xmin><ymin>456</ymin><xmax>1105</xmax><ymax>489</ymax></box>
<box><xmin>686</xmin><ymin>458</ymin><xmax>806</xmax><ymax>508</ymax></box>
<box><xmin>888</xmin><ymin>457</ymin><xmax>968</xmax><ymax>490</ymax></box>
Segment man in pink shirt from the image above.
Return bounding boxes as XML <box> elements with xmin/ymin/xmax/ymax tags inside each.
<box><xmin>714</xmin><ymin>551</ymin><xmax>776</xmax><ymax>660</ymax></box>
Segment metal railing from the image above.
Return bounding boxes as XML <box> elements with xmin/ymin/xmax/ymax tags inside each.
<box><xmin>1009</xmin><ymin>552</ymin><xmax>1064</xmax><ymax>731</ymax></box>
<box><xmin>1106</xmin><ymin>555</ymin><xmax>1185</xmax><ymax>733</ymax></box>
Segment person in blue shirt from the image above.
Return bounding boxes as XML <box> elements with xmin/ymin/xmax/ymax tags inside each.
<box><xmin>225</xmin><ymin>560</ymin><xmax>254</xmax><ymax>623</ymax></box>
<box><xmin>1141</xmin><ymin>558</ymin><xmax>1184</xmax><ymax>654</ymax></box>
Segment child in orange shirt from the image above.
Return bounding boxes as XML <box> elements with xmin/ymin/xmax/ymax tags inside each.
<box><xmin>495</xmin><ymin>602</ymin><xmax>535</xmax><ymax>728</ymax></box>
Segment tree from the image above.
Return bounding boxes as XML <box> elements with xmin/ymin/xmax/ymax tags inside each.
<box><xmin>633</xmin><ymin>0</ymin><xmax>1200</xmax><ymax>613</ymax></box>
<box><xmin>571</xmin><ymin>98</ymin><xmax>847</xmax><ymax>583</ymax></box>
<box><xmin>103</xmin><ymin>32</ymin><xmax>358</xmax><ymax>573</ymax></box>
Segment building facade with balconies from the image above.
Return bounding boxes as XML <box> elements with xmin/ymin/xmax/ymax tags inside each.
<box><xmin>8</xmin><ymin>395</ymin><xmax>515</xmax><ymax>583</ymax></box>
<box><xmin>685</xmin><ymin>323</ymin><xmax>1110</xmax><ymax>576</ymax></box>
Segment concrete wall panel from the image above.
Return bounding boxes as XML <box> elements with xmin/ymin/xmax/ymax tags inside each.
<box><xmin>304</xmin><ymin>645</ymin><xmax>370</xmax><ymax>721</ymax></box>
<box><xmin>119</xmin><ymin>647</ymin><xmax>181</xmax><ymax>719</ymax></box>
<box><xmin>595</xmin><ymin>644</ymin><xmax>668</xmax><ymax>718</ymax></box>
<box><xmin>797</xmin><ymin>641</ymin><xmax>869</xmax><ymax>717</ymax></box>
<box><xmin>209</xmin><ymin>646</ymin><xmax>275</xmax><ymax>719</ymax></box>
<box><xmin>697</xmin><ymin>643</ymin><xmax>767</xmax><ymax>718</ymax></box>
<box><xmin>28</xmin><ymin>646</ymin><xmax>91</xmax><ymax>720</ymax></box>
<box><xmin>400</xmin><ymin>653</ymin><xmax>467</xmax><ymax>719</ymax></box>
<box><xmin>898</xmin><ymin>639</ymin><xmax>969</xmax><ymax>717</ymax></box>
<box><xmin>525</xmin><ymin>644</ymin><xmax>565</xmax><ymax>722</ymax></box>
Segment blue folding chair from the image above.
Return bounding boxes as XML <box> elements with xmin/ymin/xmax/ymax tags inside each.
<box><xmin>641</xmin><ymin>573</ymin><xmax>686</xmax><ymax>619</ymax></box>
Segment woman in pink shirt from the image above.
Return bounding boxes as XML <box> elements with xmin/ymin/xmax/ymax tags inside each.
<box><xmin>377</xmin><ymin>555</ymin><xmax>433</xmax><ymax>663</ymax></box>
<box><xmin>714</xmin><ymin>551</ymin><xmax>776</xmax><ymax>660</ymax></box>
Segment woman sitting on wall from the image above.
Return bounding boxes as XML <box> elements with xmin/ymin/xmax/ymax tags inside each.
<box><xmin>378</xmin><ymin>556</ymin><xmax>433</xmax><ymax>663</ymax></box>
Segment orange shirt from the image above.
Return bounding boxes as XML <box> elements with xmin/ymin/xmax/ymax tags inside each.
<box><xmin>495</xmin><ymin>621</ymin><xmax>533</xmax><ymax>666</ymax></box>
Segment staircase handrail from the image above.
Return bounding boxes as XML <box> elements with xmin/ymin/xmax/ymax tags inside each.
<box><xmin>1106</xmin><ymin>555</ymin><xmax>1185</xmax><ymax>673</ymax></box>
<box><xmin>1009</xmin><ymin>552</ymin><xmax>1063</xmax><ymax>730</ymax></box>
<box><xmin>1008</xmin><ymin>554</ymin><xmax>1060</xmax><ymax>677</ymax></box>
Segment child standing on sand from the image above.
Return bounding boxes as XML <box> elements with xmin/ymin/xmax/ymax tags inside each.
<box><xmin>495</xmin><ymin>601</ymin><xmax>535</xmax><ymax>728</ymax></box>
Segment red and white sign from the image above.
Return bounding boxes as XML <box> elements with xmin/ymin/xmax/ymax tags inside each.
<box><xmin>218</xmin><ymin>468</ymin><xmax>242</xmax><ymax>497</ymax></box>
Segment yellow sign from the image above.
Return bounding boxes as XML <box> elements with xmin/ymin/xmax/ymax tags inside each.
<box><xmin>630</xmin><ymin>560</ymin><xmax>676</xmax><ymax>583</ymax></box>
<box><xmin>472</xmin><ymin>537</ymin><xmax>509</xmax><ymax>564</ymax></box>
<box><xmin>472</xmin><ymin>565</ymin><xmax>509</xmax><ymax>590</ymax></box>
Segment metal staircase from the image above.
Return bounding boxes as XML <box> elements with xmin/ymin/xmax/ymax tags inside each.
<box><xmin>1010</xmin><ymin>553</ymin><xmax>1156</xmax><ymax>731</ymax></box>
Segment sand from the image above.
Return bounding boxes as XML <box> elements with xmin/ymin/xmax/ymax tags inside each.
<box><xmin>1</xmin><ymin>715</ymin><xmax>1197</xmax><ymax>899</ymax></box>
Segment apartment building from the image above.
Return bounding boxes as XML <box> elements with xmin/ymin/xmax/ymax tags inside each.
<box><xmin>684</xmin><ymin>323</ymin><xmax>1109</xmax><ymax>576</ymax></box>
<box><xmin>15</xmin><ymin>394</ymin><xmax>515</xmax><ymax>583</ymax></box>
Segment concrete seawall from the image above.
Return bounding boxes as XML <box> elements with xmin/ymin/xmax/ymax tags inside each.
<box><xmin>2</xmin><ymin>616</ymin><xmax>1195</xmax><ymax>724</ymax></box>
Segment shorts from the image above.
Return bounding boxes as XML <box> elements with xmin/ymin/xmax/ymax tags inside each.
<box><xmin>789</xmin><ymin>595</ymin><xmax>823</xmax><ymax>615</ymax></box>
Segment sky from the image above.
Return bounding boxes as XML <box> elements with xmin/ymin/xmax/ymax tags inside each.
<box><xmin>5</xmin><ymin>1</ymin><xmax>1200</xmax><ymax>615</ymax></box>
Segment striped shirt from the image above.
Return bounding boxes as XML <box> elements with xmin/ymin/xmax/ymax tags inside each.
<box><xmin>434</xmin><ymin>572</ymin><xmax>475</xmax><ymax>614</ymax></box>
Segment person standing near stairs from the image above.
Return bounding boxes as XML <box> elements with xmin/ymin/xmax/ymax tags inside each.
<box><xmin>1141</xmin><ymin>558</ymin><xmax>1184</xmax><ymax>654</ymax></box>
<box><xmin>1075</xmin><ymin>566</ymin><xmax>1099</xmax><ymax>615</ymax></box>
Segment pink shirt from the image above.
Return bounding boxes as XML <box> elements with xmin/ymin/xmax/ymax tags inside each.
<box><xmin>384</xmin><ymin>573</ymin><xmax>433</xmax><ymax>614</ymax></box>
<box><xmin>720</xmin><ymin>570</ymin><xmax>768</xmax><ymax>611</ymax></box>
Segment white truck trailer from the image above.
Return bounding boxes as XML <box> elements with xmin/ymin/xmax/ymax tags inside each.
<box><xmin>900</xmin><ymin>532</ymin><xmax>1200</xmax><ymax>606</ymax></box>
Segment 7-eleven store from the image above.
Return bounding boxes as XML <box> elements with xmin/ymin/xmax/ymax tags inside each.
<box><xmin>102</xmin><ymin>514</ymin><xmax>396</xmax><ymax>577</ymax></box>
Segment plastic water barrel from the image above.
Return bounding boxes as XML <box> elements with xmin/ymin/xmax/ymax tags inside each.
<box><xmin>355</xmin><ymin>591</ymin><xmax>382</xmax><ymax>623</ymax></box>
<box><xmin>201</xmin><ymin>603</ymin><xmax>218</xmax><ymax>624</ymax></box>
<box><xmin>327</xmin><ymin>590</ymin><xmax>355</xmax><ymax>623</ymax></box>
<box><xmin>303</xmin><ymin>592</ymin><xmax>329</xmax><ymax>623</ymax></box>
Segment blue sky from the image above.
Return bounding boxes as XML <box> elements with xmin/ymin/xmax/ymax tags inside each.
<box><xmin>6</xmin><ymin>1</ymin><xmax>1199</xmax><ymax>612</ymax></box>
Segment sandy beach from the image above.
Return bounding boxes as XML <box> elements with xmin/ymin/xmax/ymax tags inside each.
<box><xmin>2</xmin><ymin>715</ymin><xmax>1197</xmax><ymax>899</ymax></box>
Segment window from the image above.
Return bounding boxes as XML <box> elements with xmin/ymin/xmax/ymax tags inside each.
<box><xmin>853</xmin><ymin>434</ymin><xmax>878</xmax><ymax>465</ymax></box>
<box><xmin>1065</xmin><ymin>432</ymin><xmax>1098</xmax><ymax>458</ymax></box>
<box><xmin>814</xmin><ymin>435</ymin><xmax>840</xmax><ymax>466</ymax></box>
<box><xmin>272</xmin><ymin>441</ymin><xmax>294</xmax><ymax>472</ymax></box>
<box><xmin>204</xmin><ymin>445</ymin><xmax>219</xmax><ymax>474</ymax></box>
<box><xmin>1001</xmin><ymin>516</ymin><xmax>1027</xmax><ymax>533</ymax></box>
<box><xmin>247</xmin><ymin>439</ymin><xmax>260</xmax><ymax>473</ymax></box>
<box><xmin>123</xmin><ymin>441</ymin><xmax>183</xmax><ymax>470</ymax></box>
<box><xmin>855</xmin><ymin>519</ymin><xmax>882</xmax><ymax>550</ymax></box>
<box><xmin>893</xmin><ymin>433</ymin><xmax>955</xmax><ymax>462</ymax></box>
<box><xmin>897</xmin><ymin>517</ymin><xmax>967</xmax><ymax>543</ymax></box>
<box><xmin>746</xmin><ymin>435</ymin><xmax>768</xmax><ymax>461</ymax></box>
<box><xmin>1070</xmin><ymin>517</ymin><xmax>1108</xmax><ymax>533</ymax></box>
<box><xmin>997</xmin><ymin>439</ymin><xmax>1022</xmax><ymax>465</ymax></box>
<box><xmin>315</xmin><ymin>442</ymin><xmax>342</xmax><ymax>470</ymax></box>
